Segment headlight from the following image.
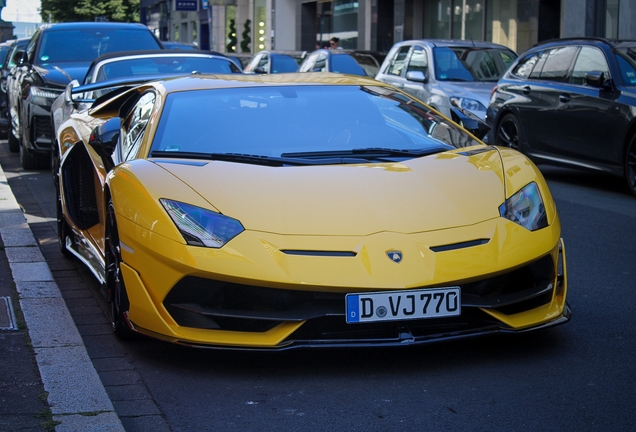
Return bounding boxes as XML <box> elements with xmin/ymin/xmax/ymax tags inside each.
<box><xmin>160</xmin><ymin>199</ymin><xmax>244</xmax><ymax>248</ymax></box>
<box><xmin>29</xmin><ymin>86</ymin><xmax>62</xmax><ymax>106</ymax></box>
<box><xmin>499</xmin><ymin>182</ymin><xmax>548</xmax><ymax>231</ymax></box>
<box><xmin>449</xmin><ymin>96</ymin><xmax>486</xmax><ymax>112</ymax></box>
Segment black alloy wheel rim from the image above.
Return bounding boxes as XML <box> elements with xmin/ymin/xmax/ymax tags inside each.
<box><xmin>497</xmin><ymin>118</ymin><xmax>520</xmax><ymax>150</ymax></box>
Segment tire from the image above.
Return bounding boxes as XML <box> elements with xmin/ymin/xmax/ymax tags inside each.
<box><xmin>495</xmin><ymin>113</ymin><xmax>523</xmax><ymax>152</ymax></box>
<box><xmin>625</xmin><ymin>135</ymin><xmax>636</xmax><ymax>197</ymax></box>
<box><xmin>19</xmin><ymin>136</ymin><xmax>38</xmax><ymax>170</ymax></box>
<box><xmin>19</xmin><ymin>131</ymin><xmax>49</xmax><ymax>170</ymax></box>
<box><xmin>56</xmin><ymin>184</ymin><xmax>73</xmax><ymax>258</ymax></box>
<box><xmin>105</xmin><ymin>197</ymin><xmax>137</xmax><ymax>339</ymax></box>
<box><xmin>7</xmin><ymin>127</ymin><xmax>19</xmax><ymax>153</ymax></box>
<box><xmin>52</xmin><ymin>142</ymin><xmax>61</xmax><ymax>185</ymax></box>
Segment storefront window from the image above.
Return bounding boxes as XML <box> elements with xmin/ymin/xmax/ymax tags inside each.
<box><xmin>423</xmin><ymin>1</ymin><xmax>483</xmax><ymax>40</ymax></box>
<box><xmin>605</xmin><ymin>0</ymin><xmax>619</xmax><ymax>39</ymax></box>
<box><xmin>316</xmin><ymin>1</ymin><xmax>358</xmax><ymax>49</ymax></box>
<box><xmin>332</xmin><ymin>1</ymin><xmax>358</xmax><ymax>48</ymax></box>
<box><xmin>423</xmin><ymin>0</ymin><xmax>451</xmax><ymax>38</ymax></box>
<box><xmin>451</xmin><ymin>0</ymin><xmax>484</xmax><ymax>40</ymax></box>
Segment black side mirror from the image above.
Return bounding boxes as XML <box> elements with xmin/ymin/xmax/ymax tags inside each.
<box><xmin>406</xmin><ymin>70</ymin><xmax>428</xmax><ymax>84</ymax></box>
<box><xmin>253</xmin><ymin>67</ymin><xmax>267</xmax><ymax>74</ymax></box>
<box><xmin>585</xmin><ymin>71</ymin><xmax>611</xmax><ymax>89</ymax></box>
<box><xmin>450</xmin><ymin>106</ymin><xmax>490</xmax><ymax>140</ymax></box>
<box><xmin>14</xmin><ymin>50</ymin><xmax>28</xmax><ymax>66</ymax></box>
<box><xmin>88</xmin><ymin>117</ymin><xmax>120</xmax><ymax>171</ymax></box>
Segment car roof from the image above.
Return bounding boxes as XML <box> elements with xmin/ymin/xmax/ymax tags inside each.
<box><xmin>87</xmin><ymin>49</ymin><xmax>228</xmax><ymax>66</ymax></box>
<box><xmin>37</xmin><ymin>22</ymin><xmax>152</xmax><ymax>32</ymax></box>
<box><xmin>530</xmin><ymin>37</ymin><xmax>636</xmax><ymax>50</ymax></box>
<box><xmin>397</xmin><ymin>39</ymin><xmax>513</xmax><ymax>50</ymax></box>
<box><xmin>90</xmin><ymin>72</ymin><xmax>385</xmax><ymax>116</ymax></box>
<box><xmin>255</xmin><ymin>50</ymin><xmax>307</xmax><ymax>56</ymax></box>
<box><xmin>6</xmin><ymin>37</ymin><xmax>29</xmax><ymax>46</ymax></box>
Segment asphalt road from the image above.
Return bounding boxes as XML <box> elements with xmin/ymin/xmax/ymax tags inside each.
<box><xmin>2</xmin><ymin>139</ymin><xmax>635</xmax><ymax>431</ymax></box>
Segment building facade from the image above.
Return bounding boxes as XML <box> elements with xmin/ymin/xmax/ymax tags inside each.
<box><xmin>140</xmin><ymin>0</ymin><xmax>636</xmax><ymax>56</ymax></box>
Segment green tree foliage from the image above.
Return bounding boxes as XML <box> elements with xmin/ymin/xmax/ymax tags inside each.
<box><xmin>41</xmin><ymin>0</ymin><xmax>140</xmax><ymax>23</ymax></box>
<box><xmin>240</xmin><ymin>19</ymin><xmax>251</xmax><ymax>53</ymax></box>
<box><xmin>226</xmin><ymin>19</ymin><xmax>237</xmax><ymax>52</ymax></box>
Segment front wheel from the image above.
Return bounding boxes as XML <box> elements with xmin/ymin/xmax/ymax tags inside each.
<box><xmin>495</xmin><ymin>113</ymin><xmax>523</xmax><ymax>152</ymax></box>
<box><xmin>105</xmin><ymin>197</ymin><xmax>137</xmax><ymax>340</ymax></box>
<box><xmin>625</xmin><ymin>135</ymin><xmax>636</xmax><ymax>197</ymax></box>
<box><xmin>7</xmin><ymin>126</ymin><xmax>19</xmax><ymax>153</ymax></box>
<box><xmin>56</xmin><ymin>184</ymin><xmax>73</xmax><ymax>258</ymax></box>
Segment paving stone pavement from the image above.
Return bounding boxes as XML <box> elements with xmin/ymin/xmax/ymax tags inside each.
<box><xmin>1</xmin><ymin>142</ymin><xmax>171</xmax><ymax>431</ymax></box>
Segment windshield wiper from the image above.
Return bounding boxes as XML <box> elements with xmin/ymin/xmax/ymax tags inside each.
<box><xmin>149</xmin><ymin>151</ymin><xmax>370</xmax><ymax>166</ymax></box>
<box><xmin>281</xmin><ymin>147</ymin><xmax>449</xmax><ymax>160</ymax></box>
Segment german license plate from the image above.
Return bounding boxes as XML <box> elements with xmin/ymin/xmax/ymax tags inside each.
<box><xmin>346</xmin><ymin>287</ymin><xmax>461</xmax><ymax>323</ymax></box>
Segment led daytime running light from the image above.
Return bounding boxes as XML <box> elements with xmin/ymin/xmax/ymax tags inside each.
<box><xmin>30</xmin><ymin>86</ymin><xmax>61</xmax><ymax>99</ymax></box>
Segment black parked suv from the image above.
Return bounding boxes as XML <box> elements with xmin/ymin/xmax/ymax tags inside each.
<box><xmin>486</xmin><ymin>37</ymin><xmax>636</xmax><ymax>196</ymax></box>
<box><xmin>0</xmin><ymin>38</ymin><xmax>29</xmax><ymax>140</ymax></box>
<box><xmin>8</xmin><ymin>22</ymin><xmax>163</xmax><ymax>169</ymax></box>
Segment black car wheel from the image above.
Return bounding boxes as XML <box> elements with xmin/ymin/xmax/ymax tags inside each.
<box><xmin>19</xmin><ymin>136</ymin><xmax>38</xmax><ymax>170</ymax></box>
<box><xmin>56</xmin><ymin>184</ymin><xmax>73</xmax><ymax>258</ymax></box>
<box><xmin>105</xmin><ymin>197</ymin><xmax>137</xmax><ymax>339</ymax></box>
<box><xmin>625</xmin><ymin>135</ymin><xmax>636</xmax><ymax>197</ymax></box>
<box><xmin>8</xmin><ymin>125</ymin><xmax>19</xmax><ymax>153</ymax></box>
<box><xmin>496</xmin><ymin>114</ymin><xmax>523</xmax><ymax>151</ymax></box>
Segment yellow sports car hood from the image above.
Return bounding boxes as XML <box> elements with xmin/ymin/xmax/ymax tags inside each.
<box><xmin>153</xmin><ymin>148</ymin><xmax>506</xmax><ymax>236</ymax></box>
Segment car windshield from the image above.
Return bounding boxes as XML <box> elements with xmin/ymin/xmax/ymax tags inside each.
<box><xmin>433</xmin><ymin>47</ymin><xmax>516</xmax><ymax>82</ymax></box>
<box><xmin>350</xmin><ymin>53</ymin><xmax>382</xmax><ymax>76</ymax></box>
<box><xmin>94</xmin><ymin>56</ymin><xmax>240</xmax><ymax>82</ymax></box>
<box><xmin>331</xmin><ymin>55</ymin><xmax>367</xmax><ymax>75</ymax></box>
<box><xmin>36</xmin><ymin>28</ymin><xmax>161</xmax><ymax>64</ymax></box>
<box><xmin>615</xmin><ymin>47</ymin><xmax>636</xmax><ymax>87</ymax></box>
<box><xmin>150</xmin><ymin>85</ymin><xmax>479</xmax><ymax>160</ymax></box>
<box><xmin>271</xmin><ymin>55</ymin><xmax>300</xmax><ymax>73</ymax></box>
<box><xmin>0</xmin><ymin>45</ymin><xmax>9</xmax><ymax>68</ymax></box>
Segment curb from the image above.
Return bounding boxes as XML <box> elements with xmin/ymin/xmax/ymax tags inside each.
<box><xmin>0</xmin><ymin>163</ymin><xmax>125</xmax><ymax>431</ymax></box>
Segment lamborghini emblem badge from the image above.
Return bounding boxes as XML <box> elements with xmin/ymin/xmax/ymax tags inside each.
<box><xmin>387</xmin><ymin>251</ymin><xmax>403</xmax><ymax>263</ymax></box>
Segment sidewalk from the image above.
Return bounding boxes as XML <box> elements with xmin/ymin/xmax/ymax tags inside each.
<box><xmin>0</xmin><ymin>161</ymin><xmax>124</xmax><ymax>431</ymax></box>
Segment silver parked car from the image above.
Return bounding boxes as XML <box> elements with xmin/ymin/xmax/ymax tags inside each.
<box><xmin>375</xmin><ymin>39</ymin><xmax>517</xmax><ymax>120</ymax></box>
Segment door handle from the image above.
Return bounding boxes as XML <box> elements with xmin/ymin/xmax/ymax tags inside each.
<box><xmin>559</xmin><ymin>94</ymin><xmax>571</xmax><ymax>103</ymax></box>
<box><xmin>522</xmin><ymin>86</ymin><xmax>531</xmax><ymax>95</ymax></box>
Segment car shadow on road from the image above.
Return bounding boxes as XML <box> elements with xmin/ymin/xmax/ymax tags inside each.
<box><xmin>538</xmin><ymin>164</ymin><xmax>630</xmax><ymax>196</ymax></box>
<box><xmin>124</xmin><ymin>325</ymin><xmax>571</xmax><ymax>377</ymax></box>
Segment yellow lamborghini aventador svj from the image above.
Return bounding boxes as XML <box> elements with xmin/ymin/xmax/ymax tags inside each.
<box><xmin>54</xmin><ymin>73</ymin><xmax>570</xmax><ymax>349</ymax></box>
